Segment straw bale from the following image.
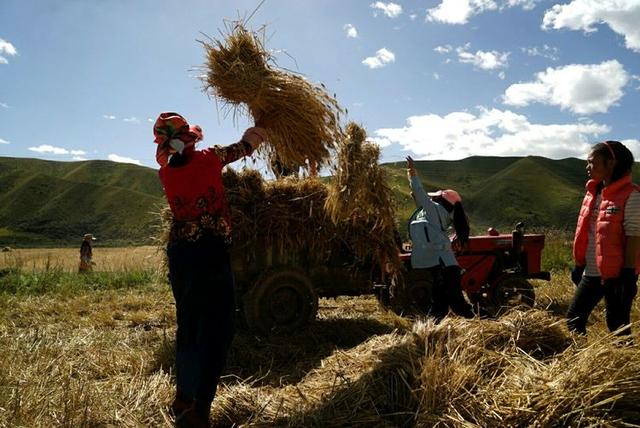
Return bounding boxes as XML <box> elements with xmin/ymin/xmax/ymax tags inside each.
<box><xmin>201</xmin><ymin>23</ymin><xmax>344</xmax><ymax>168</ymax></box>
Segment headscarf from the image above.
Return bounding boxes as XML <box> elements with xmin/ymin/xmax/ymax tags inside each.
<box><xmin>153</xmin><ymin>112</ymin><xmax>203</xmax><ymax>167</ymax></box>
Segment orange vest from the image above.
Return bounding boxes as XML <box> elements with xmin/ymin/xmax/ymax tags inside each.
<box><xmin>573</xmin><ymin>174</ymin><xmax>640</xmax><ymax>279</ymax></box>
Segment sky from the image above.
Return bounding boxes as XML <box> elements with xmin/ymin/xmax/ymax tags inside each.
<box><xmin>1</xmin><ymin>0</ymin><xmax>639</xmax><ymax>171</ymax></box>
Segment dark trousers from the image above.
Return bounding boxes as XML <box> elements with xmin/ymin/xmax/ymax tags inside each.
<box><xmin>567</xmin><ymin>275</ymin><xmax>638</xmax><ymax>335</ymax></box>
<box><xmin>167</xmin><ymin>236</ymin><xmax>236</xmax><ymax>413</ymax></box>
<box><xmin>429</xmin><ymin>265</ymin><xmax>475</xmax><ymax>322</ymax></box>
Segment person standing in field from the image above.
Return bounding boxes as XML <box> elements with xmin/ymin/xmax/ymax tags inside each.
<box><xmin>78</xmin><ymin>233</ymin><xmax>96</xmax><ymax>273</ymax></box>
<box><xmin>568</xmin><ymin>141</ymin><xmax>640</xmax><ymax>336</ymax></box>
<box><xmin>406</xmin><ymin>156</ymin><xmax>475</xmax><ymax>321</ymax></box>
<box><xmin>154</xmin><ymin>112</ymin><xmax>266</xmax><ymax>428</ymax></box>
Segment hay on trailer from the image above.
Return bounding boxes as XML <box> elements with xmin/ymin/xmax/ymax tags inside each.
<box><xmin>326</xmin><ymin>122</ymin><xmax>402</xmax><ymax>275</ymax></box>
<box><xmin>158</xmin><ymin>167</ymin><xmax>400</xmax><ymax>277</ymax></box>
<box><xmin>200</xmin><ymin>23</ymin><xmax>344</xmax><ymax>169</ymax></box>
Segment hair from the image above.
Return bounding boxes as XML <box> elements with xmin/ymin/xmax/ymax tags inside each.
<box><xmin>433</xmin><ymin>196</ymin><xmax>470</xmax><ymax>245</ymax></box>
<box><xmin>591</xmin><ymin>140</ymin><xmax>634</xmax><ymax>183</ymax></box>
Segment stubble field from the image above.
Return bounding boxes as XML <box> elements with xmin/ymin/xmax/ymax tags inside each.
<box><xmin>0</xmin><ymin>242</ymin><xmax>639</xmax><ymax>427</ymax></box>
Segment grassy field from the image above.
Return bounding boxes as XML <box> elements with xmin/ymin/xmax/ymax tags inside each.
<box><xmin>0</xmin><ymin>240</ymin><xmax>639</xmax><ymax>427</ymax></box>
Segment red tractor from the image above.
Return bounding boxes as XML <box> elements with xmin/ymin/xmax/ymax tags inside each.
<box><xmin>382</xmin><ymin>223</ymin><xmax>551</xmax><ymax>317</ymax></box>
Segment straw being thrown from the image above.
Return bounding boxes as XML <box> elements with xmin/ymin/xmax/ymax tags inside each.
<box><xmin>200</xmin><ymin>23</ymin><xmax>344</xmax><ymax>170</ymax></box>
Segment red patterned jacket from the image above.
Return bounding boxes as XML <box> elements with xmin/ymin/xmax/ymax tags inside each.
<box><xmin>159</xmin><ymin>142</ymin><xmax>252</xmax><ymax>242</ymax></box>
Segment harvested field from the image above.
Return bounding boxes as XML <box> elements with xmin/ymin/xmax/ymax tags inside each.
<box><xmin>0</xmin><ymin>249</ymin><xmax>639</xmax><ymax>427</ymax></box>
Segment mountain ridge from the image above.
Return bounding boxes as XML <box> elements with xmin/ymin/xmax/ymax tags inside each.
<box><xmin>0</xmin><ymin>155</ymin><xmax>611</xmax><ymax>246</ymax></box>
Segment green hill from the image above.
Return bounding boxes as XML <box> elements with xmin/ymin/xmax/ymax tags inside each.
<box><xmin>0</xmin><ymin>155</ymin><xmax>619</xmax><ymax>246</ymax></box>
<box><xmin>0</xmin><ymin>157</ymin><xmax>165</xmax><ymax>246</ymax></box>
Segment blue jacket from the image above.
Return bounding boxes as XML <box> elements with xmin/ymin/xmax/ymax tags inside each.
<box><xmin>408</xmin><ymin>175</ymin><xmax>457</xmax><ymax>268</ymax></box>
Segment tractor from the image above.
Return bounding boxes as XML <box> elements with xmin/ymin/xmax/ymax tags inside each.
<box><xmin>382</xmin><ymin>222</ymin><xmax>551</xmax><ymax>317</ymax></box>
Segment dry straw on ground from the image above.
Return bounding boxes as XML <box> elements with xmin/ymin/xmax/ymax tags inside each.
<box><xmin>1</xmin><ymin>265</ymin><xmax>639</xmax><ymax>427</ymax></box>
<box><xmin>200</xmin><ymin>22</ymin><xmax>344</xmax><ymax>168</ymax></box>
<box><xmin>210</xmin><ymin>308</ymin><xmax>639</xmax><ymax>427</ymax></box>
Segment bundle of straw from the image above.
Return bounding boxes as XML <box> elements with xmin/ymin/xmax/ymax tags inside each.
<box><xmin>201</xmin><ymin>23</ymin><xmax>344</xmax><ymax>168</ymax></box>
<box><xmin>326</xmin><ymin>122</ymin><xmax>402</xmax><ymax>274</ymax></box>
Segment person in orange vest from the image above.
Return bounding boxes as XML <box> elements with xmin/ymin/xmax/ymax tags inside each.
<box><xmin>568</xmin><ymin>141</ymin><xmax>640</xmax><ymax>336</ymax></box>
<box><xmin>154</xmin><ymin>112</ymin><xmax>266</xmax><ymax>427</ymax></box>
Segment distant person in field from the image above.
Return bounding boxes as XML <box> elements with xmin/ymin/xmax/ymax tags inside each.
<box><xmin>78</xmin><ymin>233</ymin><xmax>95</xmax><ymax>273</ymax></box>
<box><xmin>568</xmin><ymin>141</ymin><xmax>640</xmax><ymax>336</ymax></box>
<box><xmin>406</xmin><ymin>156</ymin><xmax>474</xmax><ymax>322</ymax></box>
<box><xmin>154</xmin><ymin>112</ymin><xmax>266</xmax><ymax>428</ymax></box>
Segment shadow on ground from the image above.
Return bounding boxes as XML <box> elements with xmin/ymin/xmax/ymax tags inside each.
<box><xmin>151</xmin><ymin>316</ymin><xmax>396</xmax><ymax>387</ymax></box>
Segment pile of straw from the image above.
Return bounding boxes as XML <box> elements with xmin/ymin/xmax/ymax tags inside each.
<box><xmin>326</xmin><ymin>122</ymin><xmax>401</xmax><ymax>274</ymax></box>
<box><xmin>212</xmin><ymin>332</ymin><xmax>421</xmax><ymax>427</ymax></box>
<box><xmin>201</xmin><ymin>23</ymin><xmax>344</xmax><ymax>168</ymax></box>
<box><xmin>211</xmin><ymin>308</ymin><xmax>640</xmax><ymax>426</ymax></box>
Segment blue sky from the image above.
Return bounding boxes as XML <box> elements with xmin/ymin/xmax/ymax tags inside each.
<box><xmin>1</xmin><ymin>0</ymin><xmax>639</xmax><ymax>171</ymax></box>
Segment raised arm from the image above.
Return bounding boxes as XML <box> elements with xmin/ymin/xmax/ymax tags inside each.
<box><xmin>217</xmin><ymin>127</ymin><xmax>267</xmax><ymax>166</ymax></box>
<box><xmin>407</xmin><ymin>156</ymin><xmax>442</xmax><ymax>222</ymax></box>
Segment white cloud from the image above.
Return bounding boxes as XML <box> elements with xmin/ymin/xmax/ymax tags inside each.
<box><xmin>73</xmin><ymin>156</ymin><xmax>88</xmax><ymax>161</ymax></box>
<box><xmin>362</xmin><ymin>48</ymin><xmax>396</xmax><ymax>69</ymax></box>
<box><xmin>371</xmin><ymin>107</ymin><xmax>609</xmax><ymax>159</ymax></box>
<box><xmin>457</xmin><ymin>45</ymin><xmax>510</xmax><ymax>70</ymax></box>
<box><xmin>621</xmin><ymin>139</ymin><xmax>640</xmax><ymax>160</ymax></box>
<box><xmin>409</xmin><ymin>13</ymin><xmax>418</xmax><ymax>20</ymax></box>
<box><xmin>371</xmin><ymin>2</ymin><xmax>403</xmax><ymax>18</ymax></box>
<box><xmin>498</xmin><ymin>71</ymin><xmax>506</xmax><ymax>79</ymax></box>
<box><xmin>0</xmin><ymin>102</ymin><xmax>9</xmax><ymax>108</ymax></box>
<box><xmin>521</xmin><ymin>45</ymin><xmax>560</xmax><ymax>61</ymax></box>
<box><xmin>0</xmin><ymin>38</ymin><xmax>17</xmax><ymax>64</ymax></box>
<box><xmin>0</xmin><ymin>138</ymin><xmax>10</xmax><ymax>144</ymax></box>
<box><xmin>543</xmin><ymin>0</ymin><xmax>640</xmax><ymax>52</ymax></box>
<box><xmin>434</xmin><ymin>44</ymin><xmax>453</xmax><ymax>54</ymax></box>
<box><xmin>433</xmin><ymin>72</ymin><xmax>441</xmax><ymax>80</ymax></box>
<box><xmin>427</xmin><ymin>0</ymin><xmax>540</xmax><ymax>24</ymax></box>
<box><xmin>103</xmin><ymin>114</ymin><xmax>116</xmax><ymax>120</ymax></box>
<box><xmin>503</xmin><ymin>60</ymin><xmax>629</xmax><ymax>114</ymax></box>
<box><xmin>344</xmin><ymin>24</ymin><xmax>358</xmax><ymax>38</ymax></box>
<box><xmin>506</xmin><ymin>0</ymin><xmax>538</xmax><ymax>10</ymax></box>
<box><xmin>108</xmin><ymin>154</ymin><xmax>141</xmax><ymax>165</ymax></box>
<box><xmin>28</xmin><ymin>145</ymin><xmax>86</xmax><ymax>155</ymax></box>
<box><xmin>123</xmin><ymin>117</ymin><xmax>140</xmax><ymax>124</ymax></box>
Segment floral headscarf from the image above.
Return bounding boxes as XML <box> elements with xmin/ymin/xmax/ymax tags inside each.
<box><xmin>153</xmin><ymin>112</ymin><xmax>203</xmax><ymax>166</ymax></box>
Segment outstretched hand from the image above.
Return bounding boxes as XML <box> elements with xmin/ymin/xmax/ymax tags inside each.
<box><xmin>243</xmin><ymin>127</ymin><xmax>268</xmax><ymax>150</ymax></box>
<box><xmin>406</xmin><ymin>156</ymin><xmax>417</xmax><ymax>177</ymax></box>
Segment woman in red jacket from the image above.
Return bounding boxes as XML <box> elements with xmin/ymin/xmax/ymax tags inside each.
<box><xmin>568</xmin><ymin>140</ymin><xmax>640</xmax><ymax>336</ymax></box>
<box><xmin>154</xmin><ymin>112</ymin><xmax>266</xmax><ymax>427</ymax></box>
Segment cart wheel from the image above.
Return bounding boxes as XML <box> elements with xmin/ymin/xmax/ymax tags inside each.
<box><xmin>243</xmin><ymin>269</ymin><xmax>318</xmax><ymax>335</ymax></box>
<box><xmin>490</xmin><ymin>276</ymin><xmax>535</xmax><ymax>317</ymax></box>
<box><xmin>389</xmin><ymin>269</ymin><xmax>433</xmax><ymax>315</ymax></box>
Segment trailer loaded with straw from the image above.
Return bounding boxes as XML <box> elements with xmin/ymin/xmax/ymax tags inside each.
<box><xmin>156</xmin><ymin>22</ymin><xmax>551</xmax><ymax>334</ymax></box>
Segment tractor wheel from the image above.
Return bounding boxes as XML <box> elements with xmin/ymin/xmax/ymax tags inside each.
<box><xmin>389</xmin><ymin>270</ymin><xmax>433</xmax><ymax>315</ymax></box>
<box><xmin>243</xmin><ymin>269</ymin><xmax>318</xmax><ymax>335</ymax></box>
<box><xmin>489</xmin><ymin>276</ymin><xmax>535</xmax><ymax>317</ymax></box>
